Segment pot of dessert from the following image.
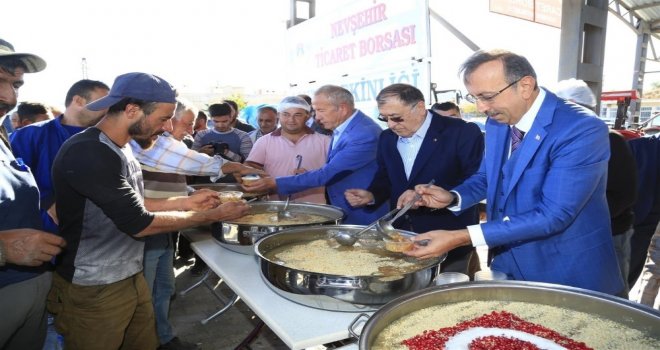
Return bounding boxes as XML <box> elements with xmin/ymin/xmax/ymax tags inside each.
<box><xmin>351</xmin><ymin>280</ymin><xmax>660</xmax><ymax>349</ymax></box>
<box><xmin>212</xmin><ymin>201</ymin><xmax>344</xmax><ymax>255</ymax></box>
<box><xmin>254</xmin><ymin>225</ymin><xmax>445</xmax><ymax>312</ymax></box>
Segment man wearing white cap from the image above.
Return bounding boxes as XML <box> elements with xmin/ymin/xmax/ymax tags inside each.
<box><xmin>246</xmin><ymin>96</ymin><xmax>330</xmax><ymax>203</ymax></box>
<box><xmin>0</xmin><ymin>38</ymin><xmax>67</xmax><ymax>350</ymax></box>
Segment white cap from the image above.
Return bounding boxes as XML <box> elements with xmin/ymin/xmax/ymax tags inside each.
<box><xmin>555</xmin><ymin>78</ymin><xmax>596</xmax><ymax>108</ymax></box>
<box><xmin>278</xmin><ymin>96</ymin><xmax>311</xmax><ymax>113</ymax></box>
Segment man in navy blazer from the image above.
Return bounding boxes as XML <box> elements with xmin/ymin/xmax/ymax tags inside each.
<box><xmin>405</xmin><ymin>50</ymin><xmax>624</xmax><ymax>295</ymax></box>
<box><xmin>243</xmin><ymin>85</ymin><xmax>388</xmax><ymax>224</ymax></box>
<box><xmin>345</xmin><ymin>83</ymin><xmax>484</xmax><ymax>273</ymax></box>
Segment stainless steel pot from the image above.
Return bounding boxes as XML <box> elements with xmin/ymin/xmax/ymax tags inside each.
<box><xmin>254</xmin><ymin>225</ymin><xmax>446</xmax><ymax>312</ymax></box>
<box><xmin>189</xmin><ymin>183</ymin><xmax>267</xmax><ymax>199</ymax></box>
<box><xmin>212</xmin><ymin>201</ymin><xmax>344</xmax><ymax>254</ymax></box>
<box><xmin>352</xmin><ymin>281</ymin><xmax>660</xmax><ymax>349</ymax></box>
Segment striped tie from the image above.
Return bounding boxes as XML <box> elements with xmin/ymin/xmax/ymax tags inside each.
<box><xmin>511</xmin><ymin>126</ymin><xmax>524</xmax><ymax>152</ymax></box>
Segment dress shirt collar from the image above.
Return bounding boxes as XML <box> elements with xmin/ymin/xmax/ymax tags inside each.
<box><xmin>334</xmin><ymin>110</ymin><xmax>358</xmax><ymax>136</ymax></box>
<box><xmin>514</xmin><ymin>88</ymin><xmax>546</xmax><ymax>133</ymax></box>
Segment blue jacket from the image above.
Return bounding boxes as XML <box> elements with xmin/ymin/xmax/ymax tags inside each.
<box><xmin>455</xmin><ymin>90</ymin><xmax>624</xmax><ymax>295</ymax></box>
<box><xmin>10</xmin><ymin>116</ymin><xmax>84</xmax><ymax>233</ymax></box>
<box><xmin>276</xmin><ymin>110</ymin><xmax>388</xmax><ymax>224</ymax></box>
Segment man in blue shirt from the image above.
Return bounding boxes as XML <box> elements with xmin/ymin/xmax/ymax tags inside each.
<box><xmin>0</xmin><ymin>37</ymin><xmax>66</xmax><ymax>350</ymax></box>
<box><xmin>10</xmin><ymin>80</ymin><xmax>109</xmax><ymax>233</ymax></box>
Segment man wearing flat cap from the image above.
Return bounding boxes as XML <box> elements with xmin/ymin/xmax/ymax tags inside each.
<box><xmin>49</xmin><ymin>72</ymin><xmax>249</xmax><ymax>349</ymax></box>
<box><xmin>246</xmin><ymin>96</ymin><xmax>330</xmax><ymax>204</ymax></box>
<box><xmin>0</xmin><ymin>38</ymin><xmax>67</xmax><ymax>350</ymax></box>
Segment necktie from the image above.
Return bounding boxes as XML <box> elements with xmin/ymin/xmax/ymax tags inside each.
<box><xmin>511</xmin><ymin>126</ymin><xmax>524</xmax><ymax>153</ymax></box>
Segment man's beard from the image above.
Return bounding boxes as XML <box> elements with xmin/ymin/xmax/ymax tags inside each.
<box><xmin>129</xmin><ymin>116</ymin><xmax>159</xmax><ymax>150</ymax></box>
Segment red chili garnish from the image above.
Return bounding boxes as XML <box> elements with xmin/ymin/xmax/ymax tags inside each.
<box><xmin>469</xmin><ymin>335</ymin><xmax>540</xmax><ymax>350</ymax></box>
<box><xmin>401</xmin><ymin>310</ymin><xmax>592</xmax><ymax>350</ymax></box>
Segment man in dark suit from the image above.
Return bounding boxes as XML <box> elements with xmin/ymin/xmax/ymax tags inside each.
<box><xmin>345</xmin><ymin>83</ymin><xmax>483</xmax><ymax>274</ymax></box>
<box><xmin>404</xmin><ymin>50</ymin><xmax>624</xmax><ymax>295</ymax></box>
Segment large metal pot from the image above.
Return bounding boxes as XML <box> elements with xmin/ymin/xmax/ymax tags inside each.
<box><xmin>213</xmin><ymin>201</ymin><xmax>344</xmax><ymax>254</ymax></box>
<box><xmin>254</xmin><ymin>225</ymin><xmax>445</xmax><ymax>312</ymax></box>
<box><xmin>353</xmin><ymin>281</ymin><xmax>660</xmax><ymax>349</ymax></box>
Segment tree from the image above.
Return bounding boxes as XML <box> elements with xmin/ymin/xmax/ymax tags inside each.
<box><xmin>225</xmin><ymin>93</ymin><xmax>248</xmax><ymax>112</ymax></box>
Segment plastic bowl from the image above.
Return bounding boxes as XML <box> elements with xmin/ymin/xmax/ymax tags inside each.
<box><xmin>219</xmin><ymin>191</ymin><xmax>244</xmax><ymax>203</ymax></box>
<box><xmin>241</xmin><ymin>174</ymin><xmax>261</xmax><ymax>186</ymax></box>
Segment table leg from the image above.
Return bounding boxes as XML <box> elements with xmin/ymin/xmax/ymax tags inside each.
<box><xmin>232</xmin><ymin>320</ymin><xmax>265</xmax><ymax>350</ymax></box>
<box><xmin>179</xmin><ymin>269</ymin><xmax>211</xmax><ymax>297</ymax></box>
<box><xmin>201</xmin><ymin>293</ymin><xmax>240</xmax><ymax>325</ymax></box>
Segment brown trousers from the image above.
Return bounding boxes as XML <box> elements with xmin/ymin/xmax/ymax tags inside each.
<box><xmin>47</xmin><ymin>272</ymin><xmax>158</xmax><ymax>350</ymax></box>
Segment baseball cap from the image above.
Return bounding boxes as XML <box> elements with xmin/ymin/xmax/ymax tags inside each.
<box><xmin>0</xmin><ymin>38</ymin><xmax>46</xmax><ymax>73</ymax></box>
<box><xmin>86</xmin><ymin>72</ymin><xmax>176</xmax><ymax>111</ymax></box>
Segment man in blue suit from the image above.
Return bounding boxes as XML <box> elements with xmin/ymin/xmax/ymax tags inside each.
<box><xmin>345</xmin><ymin>83</ymin><xmax>484</xmax><ymax>273</ymax></box>
<box><xmin>243</xmin><ymin>85</ymin><xmax>388</xmax><ymax>224</ymax></box>
<box><xmin>405</xmin><ymin>50</ymin><xmax>624</xmax><ymax>295</ymax></box>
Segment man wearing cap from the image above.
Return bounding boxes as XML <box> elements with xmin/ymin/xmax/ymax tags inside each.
<box><xmin>49</xmin><ymin>72</ymin><xmax>250</xmax><ymax>349</ymax></box>
<box><xmin>246</xmin><ymin>96</ymin><xmax>330</xmax><ymax>204</ymax></box>
<box><xmin>0</xmin><ymin>38</ymin><xmax>67</xmax><ymax>350</ymax></box>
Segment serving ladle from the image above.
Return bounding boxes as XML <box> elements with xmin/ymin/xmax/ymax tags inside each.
<box><xmin>275</xmin><ymin>155</ymin><xmax>303</xmax><ymax>221</ymax></box>
<box><xmin>377</xmin><ymin>179</ymin><xmax>436</xmax><ymax>239</ymax></box>
<box><xmin>332</xmin><ymin>207</ymin><xmax>401</xmax><ymax>246</ymax></box>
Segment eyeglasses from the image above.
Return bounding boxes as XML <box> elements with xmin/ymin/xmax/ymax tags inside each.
<box><xmin>465</xmin><ymin>78</ymin><xmax>522</xmax><ymax>104</ymax></box>
<box><xmin>377</xmin><ymin>103</ymin><xmax>417</xmax><ymax>123</ymax></box>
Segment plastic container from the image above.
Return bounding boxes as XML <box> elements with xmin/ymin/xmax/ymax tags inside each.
<box><xmin>473</xmin><ymin>269</ymin><xmax>508</xmax><ymax>281</ymax></box>
<box><xmin>241</xmin><ymin>174</ymin><xmax>261</xmax><ymax>186</ymax></box>
<box><xmin>433</xmin><ymin>272</ymin><xmax>469</xmax><ymax>285</ymax></box>
<box><xmin>218</xmin><ymin>191</ymin><xmax>243</xmax><ymax>203</ymax></box>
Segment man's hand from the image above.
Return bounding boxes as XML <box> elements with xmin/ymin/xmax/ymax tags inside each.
<box><xmin>405</xmin><ymin>229</ymin><xmax>471</xmax><ymax>260</ymax></box>
<box><xmin>198</xmin><ymin>144</ymin><xmax>215</xmax><ymax>156</ymax></box>
<box><xmin>184</xmin><ymin>191</ymin><xmax>220</xmax><ymax>211</ymax></box>
<box><xmin>396</xmin><ymin>189</ymin><xmax>421</xmax><ymax>209</ymax></box>
<box><xmin>1</xmin><ymin>229</ymin><xmax>66</xmax><ymax>266</ymax></box>
<box><xmin>206</xmin><ymin>201</ymin><xmax>250</xmax><ymax>221</ymax></box>
<box><xmin>344</xmin><ymin>189</ymin><xmax>374</xmax><ymax>208</ymax></box>
<box><xmin>411</xmin><ymin>184</ymin><xmax>454</xmax><ymax>209</ymax></box>
<box><xmin>222</xmin><ymin>162</ymin><xmax>267</xmax><ymax>181</ymax></box>
<box><xmin>241</xmin><ymin>176</ymin><xmax>277</xmax><ymax>193</ymax></box>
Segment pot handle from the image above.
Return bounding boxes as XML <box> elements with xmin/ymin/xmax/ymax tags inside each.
<box><xmin>348</xmin><ymin>313</ymin><xmax>371</xmax><ymax>340</ymax></box>
<box><xmin>316</xmin><ymin>276</ymin><xmax>364</xmax><ymax>289</ymax></box>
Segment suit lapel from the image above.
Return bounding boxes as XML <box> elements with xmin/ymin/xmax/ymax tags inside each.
<box><xmin>329</xmin><ymin>112</ymin><xmax>362</xmax><ymax>160</ymax></box>
<box><xmin>486</xmin><ymin>118</ymin><xmax>509</xmax><ymax>203</ymax></box>
<box><xmin>503</xmin><ymin>92</ymin><xmax>555</xmax><ymax>200</ymax></box>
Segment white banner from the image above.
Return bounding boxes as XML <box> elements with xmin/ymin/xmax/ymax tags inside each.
<box><xmin>292</xmin><ymin>59</ymin><xmax>431</xmax><ymax>126</ymax></box>
<box><xmin>286</xmin><ymin>0</ymin><xmax>430</xmax><ymax>85</ymax></box>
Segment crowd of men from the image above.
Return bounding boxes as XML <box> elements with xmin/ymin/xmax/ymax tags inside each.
<box><xmin>1</xmin><ymin>36</ymin><xmax>659</xmax><ymax>350</ymax></box>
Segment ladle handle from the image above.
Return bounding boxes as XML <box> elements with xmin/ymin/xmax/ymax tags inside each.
<box><xmin>282</xmin><ymin>155</ymin><xmax>303</xmax><ymax>211</ymax></box>
<box><xmin>390</xmin><ymin>179</ymin><xmax>436</xmax><ymax>223</ymax></box>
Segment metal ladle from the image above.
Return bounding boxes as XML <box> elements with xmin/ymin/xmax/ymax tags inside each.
<box><xmin>377</xmin><ymin>179</ymin><xmax>436</xmax><ymax>240</ymax></box>
<box><xmin>333</xmin><ymin>207</ymin><xmax>401</xmax><ymax>246</ymax></box>
<box><xmin>276</xmin><ymin>155</ymin><xmax>303</xmax><ymax>221</ymax></box>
